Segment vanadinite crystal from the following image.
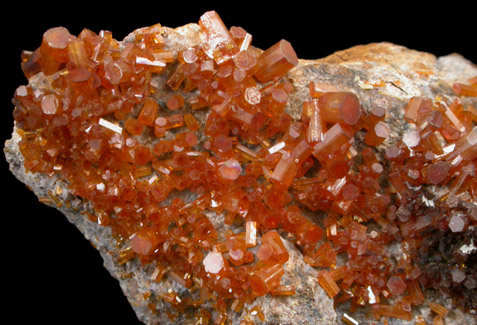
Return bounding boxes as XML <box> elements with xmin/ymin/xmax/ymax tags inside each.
<box><xmin>9</xmin><ymin>10</ymin><xmax>477</xmax><ymax>324</ymax></box>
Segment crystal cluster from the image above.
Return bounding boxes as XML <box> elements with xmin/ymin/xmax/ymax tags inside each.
<box><xmin>11</xmin><ymin>10</ymin><xmax>477</xmax><ymax>324</ymax></box>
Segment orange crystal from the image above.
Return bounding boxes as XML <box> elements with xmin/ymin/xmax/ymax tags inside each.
<box><xmin>256</xmin><ymin>230</ymin><xmax>289</xmax><ymax>265</ymax></box>
<box><xmin>428</xmin><ymin>302</ymin><xmax>448</xmax><ymax>317</ymax></box>
<box><xmin>313</xmin><ymin>122</ymin><xmax>353</xmax><ymax>161</ymax></box>
<box><xmin>138</xmin><ymin>98</ymin><xmax>159</xmax><ymax>126</ymax></box>
<box><xmin>270</xmin><ymin>284</ymin><xmax>296</xmax><ymax>296</ymax></box>
<box><xmin>130</xmin><ymin>230</ymin><xmax>160</xmax><ymax>255</ymax></box>
<box><xmin>245</xmin><ymin>221</ymin><xmax>257</xmax><ymax>247</ymax></box>
<box><xmin>249</xmin><ymin>263</ymin><xmax>285</xmax><ymax>296</ymax></box>
<box><xmin>270</xmin><ymin>152</ymin><xmax>299</xmax><ymax>188</ymax></box>
<box><xmin>309</xmin><ymin>81</ymin><xmax>340</xmax><ymax>98</ymax></box>
<box><xmin>218</xmin><ymin>159</ymin><xmax>242</xmax><ymax>180</ymax></box>
<box><xmin>318</xmin><ymin>92</ymin><xmax>361</xmax><ymax>125</ymax></box>
<box><xmin>387</xmin><ymin>276</ymin><xmax>407</xmax><ymax>296</ymax></box>
<box><xmin>372</xmin><ymin>304</ymin><xmax>412</xmax><ymax>321</ymax></box>
<box><xmin>318</xmin><ymin>271</ymin><xmax>340</xmax><ymax>298</ymax></box>
<box><xmin>124</xmin><ymin>118</ymin><xmax>145</xmax><ymax>135</ymax></box>
<box><xmin>304</xmin><ymin>99</ymin><xmax>325</xmax><ymax>143</ymax></box>
<box><xmin>21</xmin><ymin>49</ymin><xmax>42</xmax><ymax>79</ymax></box>
<box><xmin>199</xmin><ymin>11</ymin><xmax>238</xmax><ymax>64</ymax></box>
<box><xmin>40</xmin><ymin>27</ymin><xmax>73</xmax><ymax>75</ymax></box>
<box><xmin>404</xmin><ymin>96</ymin><xmax>425</xmax><ymax>123</ymax></box>
<box><xmin>433</xmin><ymin>316</ymin><xmax>444</xmax><ymax>325</ymax></box>
<box><xmin>254</xmin><ymin>39</ymin><xmax>298</xmax><ymax>83</ymax></box>
<box><xmin>453</xmin><ymin>81</ymin><xmax>477</xmax><ymax>97</ymax></box>
<box><xmin>183</xmin><ymin>113</ymin><xmax>200</xmax><ymax>131</ymax></box>
<box><xmin>166</xmin><ymin>94</ymin><xmax>185</xmax><ymax>111</ymax></box>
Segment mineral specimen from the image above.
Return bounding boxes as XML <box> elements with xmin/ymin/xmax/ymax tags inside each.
<box><xmin>5</xmin><ymin>10</ymin><xmax>477</xmax><ymax>325</ymax></box>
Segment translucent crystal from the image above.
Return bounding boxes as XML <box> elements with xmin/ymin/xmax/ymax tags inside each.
<box><xmin>313</xmin><ymin>122</ymin><xmax>353</xmax><ymax>161</ymax></box>
<box><xmin>130</xmin><ymin>231</ymin><xmax>158</xmax><ymax>255</ymax></box>
<box><xmin>245</xmin><ymin>221</ymin><xmax>257</xmax><ymax>247</ymax></box>
<box><xmin>244</xmin><ymin>87</ymin><xmax>261</xmax><ymax>106</ymax></box>
<box><xmin>40</xmin><ymin>27</ymin><xmax>72</xmax><ymax>75</ymax></box>
<box><xmin>254</xmin><ymin>39</ymin><xmax>298</xmax><ymax>82</ymax></box>
<box><xmin>249</xmin><ymin>263</ymin><xmax>285</xmax><ymax>296</ymax></box>
<box><xmin>318</xmin><ymin>92</ymin><xmax>361</xmax><ymax>125</ymax></box>
<box><xmin>372</xmin><ymin>304</ymin><xmax>412</xmax><ymax>321</ymax></box>
<box><xmin>256</xmin><ymin>231</ymin><xmax>289</xmax><ymax>265</ymax></box>
<box><xmin>404</xmin><ymin>97</ymin><xmax>423</xmax><ymax>123</ymax></box>
<box><xmin>234</xmin><ymin>50</ymin><xmax>257</xmax><ymax>71</ymax></box>
<box><xmin>428</xmin><ymin>302</ymin><xmax>448</xmax><ymax>317</ymax></box>
<box><xmin>199</xmin><ymin>11</ymin><xmax>238</xmax><ymax>64</ymax></box>
<box><xmin>309</xmin><ymin>82</ymin><xmax>340</xmax><ymax>98</ymax></box>
<box><xmin>270</xmin><ymin>152</ymin><xmax>298</xmax><ymax>188</ymax></box>
<box><xmin>318</xmin><ymin>271</ymin><xmax>340</xmax><ymax>298</ymax></box>
<box><xmin>304</xmin><ymin>99</ymin><xmax>325</xmax><ymax>143</ymax></box>
<box><xmin>138</xmin><ymin>99</ymin><xmax>159</xmax><ymax>126</ymax></box>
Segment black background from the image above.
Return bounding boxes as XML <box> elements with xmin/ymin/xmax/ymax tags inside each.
<box><xmin>3</xmin><ymin>1</ymin><xmax>475</xmax><ymax>324</ymax></box>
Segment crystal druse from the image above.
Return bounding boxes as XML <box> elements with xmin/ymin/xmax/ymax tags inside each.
<box><xmin>8</xmin><ymin>10</ymin><xmax>477</xmax><ymax>324</ymax></box>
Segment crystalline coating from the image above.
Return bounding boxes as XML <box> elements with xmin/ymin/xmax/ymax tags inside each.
<box><xmin>10</xmin><ymin>10</ymin><xmax>477</xmax><ymax>325</ymax></box>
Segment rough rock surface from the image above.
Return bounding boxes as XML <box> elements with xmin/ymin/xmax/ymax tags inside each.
<box><xmin>5</xmin><ymin>21</ymin><xmax>477</xmax><ymax>324</ymax></box>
